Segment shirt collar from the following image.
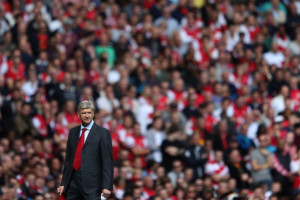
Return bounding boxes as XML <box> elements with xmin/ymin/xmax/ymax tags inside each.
<box><xmin>81</xmin><ymin>120</ymin><xmax>94</xmax><ymax>130</ymax></box>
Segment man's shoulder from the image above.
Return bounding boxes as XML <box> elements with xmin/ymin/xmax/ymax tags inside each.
<box><xmin>70</xmin><ymin>125</ymin><xmax>81</xmax><ymax>133</ymax></box>
<box><xmin>14</xmin><ymin>114</ymin><xmax>23</xmax><ymax>121</ymax></box>
<box><xmin>250</xmin><ymin>149</ymin><xmax>261</xmax><ymax>157</ymax></box>
<box><xmin>92</xmin><ymin>123</ymin><xmax>110</xmax><ymax>133</ymax></box>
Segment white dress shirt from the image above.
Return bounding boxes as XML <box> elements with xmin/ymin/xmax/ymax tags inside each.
<box><xmin>80</xmin><ymin>120</ymin><xmax>94</xmax><ymax>142</ymax></box>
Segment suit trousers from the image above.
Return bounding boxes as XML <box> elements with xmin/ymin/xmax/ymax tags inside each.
<box><xmin>66</xmin><ymin>169</ymin><xmax>101</xmax><ymax>200</ymax></box>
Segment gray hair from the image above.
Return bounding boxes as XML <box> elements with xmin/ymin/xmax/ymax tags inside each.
<box><xmin>77</xmin><ymin>100</ymin><xmax>95</xmax><ymax>113</ymax></box>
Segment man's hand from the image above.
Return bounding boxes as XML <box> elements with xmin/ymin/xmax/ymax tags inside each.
<box><xmin>260</xmin><ymin>149</ymin><xmax>269</xmax><ymax>156</ymax></box>
<box><xmin>57</xmin><ymin>186</ymin><xmax>64</xmax><ymax>195</ymax></box>
<box><xmin>165</xmin><ymin>146</ymin><xmax>179</xmax><ymax>156</ymax></box>
<box><xmin>102</xmin><ymin>189</ymin><xmax>111</xmax><ymax>198</ymax></box>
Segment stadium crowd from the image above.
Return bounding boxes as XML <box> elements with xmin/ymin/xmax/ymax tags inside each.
<box><xmin>1</xmin><ymin>0</ymin><xmax>300</xmax><ymax>199</ymax></box>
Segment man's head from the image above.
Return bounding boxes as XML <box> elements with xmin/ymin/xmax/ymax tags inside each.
<box><xmin>143</xmin><ymin>176</ymin><xmax>154</xmax><ymax>189</ymax></box>
<box><xmin>280</xmin><ymin>85</ymin><xmax>289</xmax><ymax>98</ymax></box>
<box><xmin>229</xmin><ymin>149</ymin><xmax>241</xmax><ymax>163</ymax></box>
<box><xmin>21</xmin><ymin>102</ymin><xmax>31</xmax><ymax>117</ymax></box>
<box><xmin>276</xmin><ymin>138</ymin><xmax>285</xmax><ymax>152</ymax></box>
<box><xmin>64</xmin><ymin>100</ymin><xmax>76</xmax><ymax>114</ymax></box>
<box><xmin>215</xmin><ymin>150</ymin><xmax>224</xmax><ymax>162</ymax></box>
<box><xmin>258</xmin><ymin>133</ymin><xmax>269</xmax><ymax>148</ymax></box>
<box><xmin>133</xmin><ymin>123</ymin><xmax>141</xmax><ymax>136</ymax></box>
<box><xmin>12</xmin><ymin>49</ymin><xmax>21</xmax><ymax>66</ymax></box>
<box><xmin>77</xmin><ymin>101</ymin><xmax>95</xmax><ymax>126</ymax></box>
<box><xmin>184</xmin><ymin>167</ymin><xmax>194</xmax><ymax>182</ymax></box>
<box><xmin>172</xmin><ymin>160</ymin><xmax>183</xmax><ymax>173</ymax></box>
<box><xmin>271</xmin><ymin>42</ymin><xmax>279</xmax><ymax>52</ymax></box>
<box><xmin>218</xmin><ymin>180</ymin><xmax>229</xmax><ymax>196</ymax></box>
<box><xmin>190</xmin><ymin>133</ymin><xmax>200</xmax><ymax>146</ymax></box>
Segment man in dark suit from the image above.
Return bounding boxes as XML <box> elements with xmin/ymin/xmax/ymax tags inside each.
<box><xmin>57</xmin><ymin>100</ymin><xmax>113</xmax><ymax>200</ymax></box>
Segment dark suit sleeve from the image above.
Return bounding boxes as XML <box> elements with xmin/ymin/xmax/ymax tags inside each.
<box><xmin>61</xmin><ymin>130</ymin><xmax>73</xmax><ymax>187</ymax></box>
<box><xmin>100</xmin><ymin>129</ymin><xmax>114</xmax><ymax>191</ymax></box>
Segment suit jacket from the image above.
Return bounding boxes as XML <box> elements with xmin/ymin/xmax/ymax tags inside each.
<box><xmin>61</xmin><ymin>123</ymin><xmax>113</xmax><ymax>195</ymax></box>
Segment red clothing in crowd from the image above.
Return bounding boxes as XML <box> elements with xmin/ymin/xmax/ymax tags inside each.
<box><xmin>111</xmin><ymin>131</ymin><xmax>121</xmax><ymax>161</ymax></box>
<box><xmin>291</xmin><ymin>89</ymin><xmax>300</xmax><ymax>111</ymax></box>
<box><xmin>233</xmin><ymin>105</ymin><xmax>249</xmax><ymax>128</ymax></box>
<box><xmin>37</xmin><ymin>34</ymin><xmax>48</xmax><ymax>50</ymax></box>
<box><xmin>126</xmin><ymin>134</ymin><xmax>148</xmax><ymax>167</ymax></box>
<box><xmin>62</xmin><ymin>112</ymin><xmax>81</xmax><ymax>126</ymax></box>
<box><xmin>5</xmin><ymin>60</ymin><xmax>25</xmax><ymax>81</ymax></box>
<box><xmin>204</xmin><ymin>114</ymin><xmax>218</xmax><ymax>134</ymax></box>
<box><xmin>33</xmin><ymin>114</ymin><xmax>48</xmax><ymax>137</ymax></box>
<box><xmin>142</xmin><ymin>0</ymin><xmax>156</xmax><ymax>9</ymax></box>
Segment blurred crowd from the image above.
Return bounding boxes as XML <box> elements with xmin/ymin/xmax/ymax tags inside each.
<box><xmin>1</xmin><ymin>0</ymin><xmax>300</xmax><ymax>199</ymax></box>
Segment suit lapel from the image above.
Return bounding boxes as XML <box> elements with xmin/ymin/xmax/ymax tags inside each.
<box><xmin>83</xmin><ymin>123</ymin><xmax>96</xmax><ymax>149</ymax></box>
<box><xmin>72</xmin><ymin>126</ymin><xmax>81</xmax><ymax>149</ymax></box>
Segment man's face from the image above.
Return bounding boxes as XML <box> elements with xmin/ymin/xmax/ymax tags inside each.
<box><xmin>215</xmin><ymin>151</ymin><xmax>223</xmax><ymax>162</ymax></box>
<box><xmin>173</xmin><ymin>161</ymin><xmax>182</xmax><ymax>173</ymax></box>
<box><xmin>259</xmin><ymin>135</ymin><xmax>268</xmax><ymax>148</ymax></box>
<box><xmin>78</xmin><ymin>108</ymin><xmax>94</xmax><ymax>125</ymax></box>
<box><xmin>12</xmin><ymin>50</ymin><xmax>21</xmax><ymax>65</ymax></box>
<box><xmin>22</xmin><ymin>105</ymin><xmax>31</xmax><ymax>116</ymax></box>
<box><xmin>133</xmin><ymin>124</ymin><xmax>141</xmax><ymax>136</ymax></box>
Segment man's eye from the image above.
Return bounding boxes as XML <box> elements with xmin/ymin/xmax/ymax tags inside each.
<box><xmin>82</xmin><ymin>112</ymin><xmax>92</xmax><ymax>115</ymax></box>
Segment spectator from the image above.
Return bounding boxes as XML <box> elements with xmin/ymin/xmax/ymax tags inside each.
<box><xmin>250</xmin><ymin>132</ymin><xmax>273</xmax><ymax>188</ymax></box>
<box><xmin>260</xmin><ymin>0</ymin><xmax>287</xmax><ymax>25</ymax></box>
<box><xmin>5</xmin><ymin>49</ymin><xmax>26</xmax><ymax>87</ymax></box>
<box><xmin>125</xmin><ymin>123</ymin><xmax>150</xmax><ymax>168</ymax></box>
<box><xmin>95</xmin><ymin>32</ymin><xmax>116</xmax><ymax>69</ymax></box>
<box><xmin>13</xmin><ymin>101</ymin><xmax>37</xmax><ymax>139</ymax></box>
<box><xmin>184</xmin><ymin>184</ymin><xmax>198</xmax><ymax>200</ymax></box>
<box><xmin>212</xmin><ymin>120</ymin><xmax>232</xmax><ymax>151</ymax></box>
<box><xmin>263</xmin><ymin>42</ymin><xmax>285</xmax><ymax>68</ymax></box>
<box><xmin>145</xmin><ymin>116</ymin><xmax>166</xmax><ymax>163</ymax></box>
<box><xmin>227</xmin><ymin>148</ymin><xmax>249</xmax><ymax>188</ymax></box>
<box><xmin>273</xmin><ymin>24</ymin><xmax>289</xmax><ymax>52</ymax></box>
<box><xmin>182</xmin><ymin>90</ymin><xmax>198</xmax><ymax>120</ymax></box>
<box><xmin>50</xmin><ymin>72</ymin><xmax>80</xmax><ymax>109</ymax></box>
<box><xmin>286</xmin><ymin>3</ymin><xmax>300</xmax><ymax>40</ymax></box>
<box><xmin>61</xmin><ymin>99</ymin><xmax>81</xmax><ymax>129</ymax></box>
<box><xmin>272</xmin><ymin>139</ymin><xmax>292</xmax><ymax>197</ymax></box>
<box><xmin>154</xmin><ymin>7</ymin><xmax>179</xmax><ymax>37</ymax></box>
<box><xmin>184</xmin><ymin>133</ymin><xmax>207</xmax><ymax>179</ymax></box>
<box><xmin>216</xmin><ymin>180</ymin><xmax>238</xmax><ymax>200</ymax></box>
<box><xmin>237</xmin><ymin>123</ymin><xmax>256</xmax><ymax>156</ymax></box>
<box><xmin>22</xmin><ymin>69</ymin><xmax>39</xmax><ymax>99</ymax></box>
<box><xmin>32</xmin><ymin>102</ymin><xmax>51</xmax><ymax>138</ymax></box>
<box><xmin>270</xmin><ymin>84</ymin><xmax>289</xmax><ymax>116</ymax></box>
<box><xmin>167</xmin><ymin>160</ymin><xmax>184</xmax><ymax>187</ymax></box>
<box><xmin>142</xmin><ymin>176</ymin><xmax>155</xmax><ymax>199</ymax></box>
<box><xmin>205</xmin><ymin>150</ymin><xmax>230</xmax><ymax>189</ymax></box>
<box><xmin>150</xmin><ymin>0</ymin><xmax>167</xmax><ymax>21</ymax></box>
<box><xmin>96</xmin><ymin>85</ymin><xmax>120</xmax><ymax>119</ymax></box>
<box><xmin>161</xmin><ymin>125</ymin><xmax>185</xmax><ymax>172</ymax></box>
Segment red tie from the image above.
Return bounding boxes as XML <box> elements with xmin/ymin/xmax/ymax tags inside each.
<box><xmin>73</xmin><ymin>128</ymin><xmax>87</xmax><ymax>171</ymax></box>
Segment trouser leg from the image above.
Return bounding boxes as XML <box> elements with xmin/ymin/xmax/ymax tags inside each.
<box><xmin>66</xmin><ymin>170</ymin><xmax>84</xmax><ymax>200</ymax></box>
